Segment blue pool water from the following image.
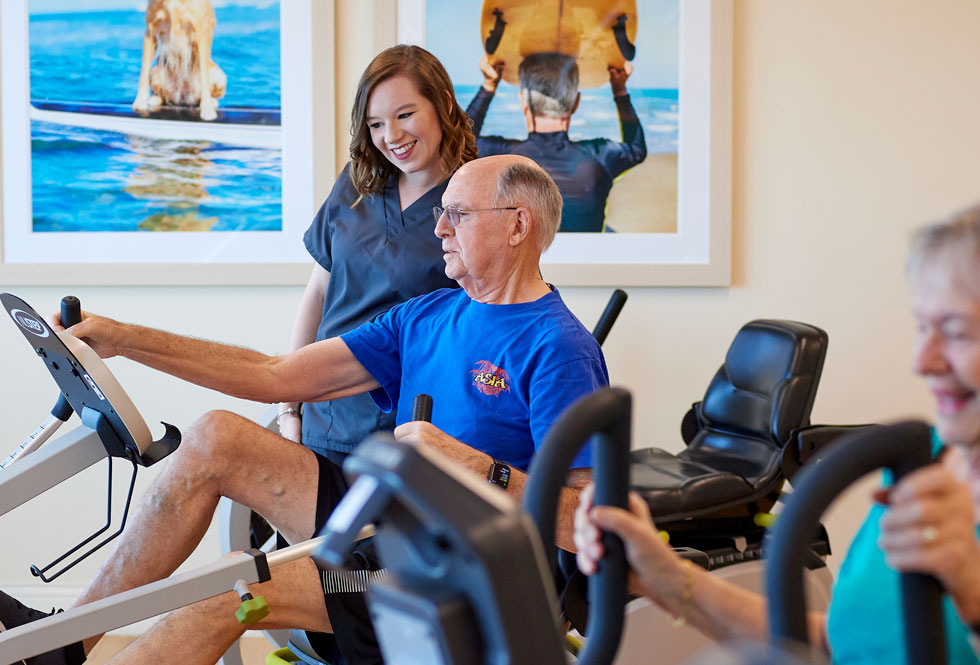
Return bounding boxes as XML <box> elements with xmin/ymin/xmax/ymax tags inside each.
<box><xmin>28</xmin><ymin>3</ymin><xmax>282</xmax><ymax>233</ymax></box>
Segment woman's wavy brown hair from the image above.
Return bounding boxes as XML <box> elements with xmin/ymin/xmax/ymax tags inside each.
<box><xmin>349</xmin><ymin>45</ymin><xmax>478</xmax><ymax>197</ymax></box>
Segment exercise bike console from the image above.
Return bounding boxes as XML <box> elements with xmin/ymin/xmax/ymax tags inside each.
<box><xmin>2</xmin><ymin>293</ymin><xmax>180</xmax><ymax>465</ymax></box>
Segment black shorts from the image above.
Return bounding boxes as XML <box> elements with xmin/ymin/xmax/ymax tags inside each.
<box><xmin>302</xmin><ymin>452</ymin><xmax>383</xmax><ymax>665</ymax></box>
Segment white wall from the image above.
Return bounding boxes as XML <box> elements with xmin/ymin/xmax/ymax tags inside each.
<box><xmin>2</xmin><ymin>0</ymin><xmax>980</xmax><ymax>622</ymax></box>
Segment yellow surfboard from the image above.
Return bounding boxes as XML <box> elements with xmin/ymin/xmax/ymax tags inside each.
<box><xmin>481</xmin><ymin>0</ymin><xmax>638</xmax><ymax>90</ymax></box>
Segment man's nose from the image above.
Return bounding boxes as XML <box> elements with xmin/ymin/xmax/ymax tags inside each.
<box><xmin>434</xmin><ymin>208</ymin><xmax>452</xmax><ymax>237</ymax></box>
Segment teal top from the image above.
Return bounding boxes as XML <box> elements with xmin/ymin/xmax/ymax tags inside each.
<box><xmin>826</xmin><ymin>431</ymin><xmax>979</xmax><ymax>664</ymax></box>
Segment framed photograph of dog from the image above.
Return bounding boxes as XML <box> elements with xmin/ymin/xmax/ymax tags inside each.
<box><xmin>0</xmin><ymin>0</ymin><xmax>316</xmax><ymax>285</ymax></box>
<box><xmin>399</xmin><ymin>0</ymin><xmax>732</xmax><ymax>286</ymax></box>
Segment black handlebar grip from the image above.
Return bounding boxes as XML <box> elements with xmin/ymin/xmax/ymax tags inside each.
<box><xmin>61</xmin><ymin>296</ymin><xmax>81</xmax><ymax>328</ymax></box>
<box><xmin>51</xmin><ymin>296</ymin><xmax>82</xmax><ymax>422</ymax></box>
<box><xmin>766</xmin><ymin>421</ymin><xmax>944</xmax><ymax>663</ymax></box>
<box><xmin>412</xmin><ymin>394</ymin><xmax>433</xmax><ymax>423</ymax></box>
<box><xmin>592</xmin><ymin>289</ymin><xmax>628</xmax><ymax>346</ymax></box>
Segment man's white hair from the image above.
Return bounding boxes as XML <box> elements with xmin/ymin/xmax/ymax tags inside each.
<box><xmin>494</xmin><ymin>161</ymin><xmax>563</xmax><ymax>250</ymax></box>
<box><xmin>518</xmin><ymin>53</ymin><xmax>579</xmax><ymax>119</ymax></box>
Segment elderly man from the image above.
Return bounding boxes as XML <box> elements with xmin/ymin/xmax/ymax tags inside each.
<box><xmin>0</xmin><ymin>155</ymin><xmax>607</xmax><ymax>665</ymax></box>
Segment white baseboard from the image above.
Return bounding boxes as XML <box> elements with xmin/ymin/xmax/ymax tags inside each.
<box><xmin>5</xmin><ymin>584</ymin><xmax>159</xmax><ymax>636</ymax></box>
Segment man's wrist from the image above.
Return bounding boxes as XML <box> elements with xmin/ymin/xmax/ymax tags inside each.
<box><xmin>487</xmin><ymin>457</ymin><xmax>511</xmax><ymax>490</ymax></box>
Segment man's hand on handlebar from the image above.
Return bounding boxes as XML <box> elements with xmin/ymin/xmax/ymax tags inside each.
<box><xmin>394</xmin><ymin>420</ymin><xmax>464</xmax><ymax>458</ymax></box>
<box><xmin>49</xmin><ymin>310</ymin><xmax>121</xmax><ymax>359</ymax></box>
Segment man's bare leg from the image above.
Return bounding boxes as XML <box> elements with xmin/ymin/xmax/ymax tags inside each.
<box><xmin>105</xmin><ymin>558</ymin><xmax>330</xmax><ymax>665</ymax></box>
<box><xmin>73</xmin><ymin>410</ymin><xmax>320</xmax><ymax>654</ymax></box>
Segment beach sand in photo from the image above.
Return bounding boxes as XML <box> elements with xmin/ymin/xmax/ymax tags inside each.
<box><xmin>602</xmin><ymin>152</ymin><xmax>678</xmax><ymax>234</ymax></box>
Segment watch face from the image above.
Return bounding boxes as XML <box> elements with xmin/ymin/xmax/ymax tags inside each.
<box><xmin>489</xmin><ymin>461</ymin><xmax>511</xmax><ymax>489</ymax></box>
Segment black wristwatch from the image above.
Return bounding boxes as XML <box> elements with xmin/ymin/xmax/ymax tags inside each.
<box><xmin>487</xmin><ymin>459</ymin><xmax>511</xmax><ymax>490</ymax></box>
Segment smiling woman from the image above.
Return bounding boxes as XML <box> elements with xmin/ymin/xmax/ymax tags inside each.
<box><xmin>908</xmin><ymin>206</ymin><xmax>980</xmax><ymax>450</ymax></box>
<box><xmin>365</xmin><ymin>76</ymin><xmax>446</xmax><ymax>205</ymax></box>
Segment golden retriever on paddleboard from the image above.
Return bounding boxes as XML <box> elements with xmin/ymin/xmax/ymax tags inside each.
<box><xmin>132</xmin><ymin>0</ymin><xmax>227</xmax><ymax>121</ymax></box>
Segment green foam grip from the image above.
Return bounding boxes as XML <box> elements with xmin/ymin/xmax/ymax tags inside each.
<box><xmin>754</xmin><ymin>512</ymin><xmax>777</xmax><ymax>528</ymax></box>
<box><xmin>236</xmin><ymin>595</ymin><xmax>270</xmax><ymax>625</ymax></box>
<box><xmin>266</xmin><ymin>647</ymin><xmax>299</xmax><ymax>664</ymax></box>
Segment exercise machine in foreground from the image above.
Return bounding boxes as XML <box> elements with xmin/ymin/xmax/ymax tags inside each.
<box><xmin>0</xmin><ymin>293</ymin><xmax>181</xmax><ymax>582</ymax></box>
<box><xmin>0</xmin><ymin>382</ymin><xmax>631</xmax><ymax>665</ymax></box>
<box><xmin>304</xmin><ymin>386</ymin><xmax>632</xmax><ymax>665</ymax></box>
<box><xmin>0</xmin><ymin>294</ymin><xmax>375</xmax><ymax>664</ymax></box>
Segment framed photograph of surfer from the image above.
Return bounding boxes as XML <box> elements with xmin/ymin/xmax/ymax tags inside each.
<box><xmin>0</xmin><ymin>0</ymin><xmax>315</xmax><ymax>284</ymax></box>
<box><xmin>399</xmin><ymin>0</ymin><xmax>731</xmax><ymax>286</ymax></box>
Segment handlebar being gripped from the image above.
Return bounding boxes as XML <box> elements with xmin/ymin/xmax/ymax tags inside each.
<box><xmin>765</xmin><ymin>421</ymin><xmax>944</xmax><ymax>665</ymax></box>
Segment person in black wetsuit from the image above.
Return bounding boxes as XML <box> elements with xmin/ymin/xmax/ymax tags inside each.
<box><xmin>466</xmin><ymin>52</ymin><xmax>647</xmax><ymax>233</ymax></box>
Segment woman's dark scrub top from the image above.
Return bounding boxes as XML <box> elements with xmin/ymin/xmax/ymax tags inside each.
<box><xmin>301</xmin><ymin>164</ymin><xmax>457</xmax><ymax>459</ymax></box>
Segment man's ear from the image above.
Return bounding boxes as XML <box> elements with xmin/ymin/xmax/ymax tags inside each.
<box><xmin>570</xmin><ymin>91</ymin><xmax>581</xmax><ymax>115</ymax></box>
<box><xmin>518</xmin><ymin>90</ymin><xmax>536</xmax><ymax>132</ymax></box>
<box><xmin>509</xmin><ymin>207</ymin><xmax>532</xmax><ymax>247</ymax></box>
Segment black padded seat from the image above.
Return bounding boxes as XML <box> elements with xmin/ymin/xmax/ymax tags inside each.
<box><xmin>631</xmin><ymin>320</ymin><xmax>828</xmax><ymax>525</ymax></box>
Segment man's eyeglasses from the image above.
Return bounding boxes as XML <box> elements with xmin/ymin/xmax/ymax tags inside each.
<box><xmin>432</xmin><ymin>205</ymin><xmax>518</xmax><ymax>227</ymax></box>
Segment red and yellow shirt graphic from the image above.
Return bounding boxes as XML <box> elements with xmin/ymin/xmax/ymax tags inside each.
<box><xmin>470</xmin><ymin>360</ymin><xmax>511</xmax><ymax>397</ymax></box>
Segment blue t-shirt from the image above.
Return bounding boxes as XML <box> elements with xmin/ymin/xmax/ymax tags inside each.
<box><xmin>340</xmin><ymin>287</ymin><xmax>608</xmax><ymax>471</ymax></box>
<box><xmin>301</xmin><ymin>164</ymin><xmax>456</xmax><ymax>456</ymax></box>
<box><xmin>827</xmin><ymin>432</ymin><xmax>979</xmax><ymax>664</ymax></box>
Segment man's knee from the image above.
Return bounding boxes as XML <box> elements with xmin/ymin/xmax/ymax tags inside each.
<box><xmin>180</xmin><ymin>410</ymin><xmax>255</xmax><ymax>463</ymax></box>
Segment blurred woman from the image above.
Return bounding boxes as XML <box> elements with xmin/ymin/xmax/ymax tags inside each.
<box><xmin>575</xmin><ymin>204</ymin><xmax>980</xmax><ymax>664</ymax></box>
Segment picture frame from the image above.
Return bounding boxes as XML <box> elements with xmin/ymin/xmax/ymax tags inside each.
<box><xmin>0</xmin><ymin>0</ymin><xmax>317</xmax><ymax>285</ymax></box>
<box><xmin>400</xmin><ymin>0</ymin><xmax>731</xmax><ymax>286</ymax></box>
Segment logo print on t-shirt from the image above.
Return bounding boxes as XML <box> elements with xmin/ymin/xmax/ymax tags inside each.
<box><xmin>470</xmin><ymin>360</ymin><xmax>511</xmax><ymax>397</ymax></box>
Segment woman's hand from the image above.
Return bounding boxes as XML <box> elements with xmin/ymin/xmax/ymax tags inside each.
<box><xmin>879</xmin><ymin>449</ymin><xmax>980</xmax><ymax>623</ymax></box>
<box><xmin>278</xmin><ymin>411</ymin><xmax>303</xmax><ymax>444</ymax></box>
<box><xmin>574</xmin><ymin>484</ymin><xmax>688</xmax><ymax>603</ymax></box>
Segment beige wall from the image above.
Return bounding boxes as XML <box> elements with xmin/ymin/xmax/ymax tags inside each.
<box><xmin>2</xmin><ymin>0</ymin><xmax>979</xmax><ymax>622</ymax></box>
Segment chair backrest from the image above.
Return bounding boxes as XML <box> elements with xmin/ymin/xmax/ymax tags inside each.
<box><xmin>695</xmin><ymin>320</ymin><xmax>828</xmax><ymax>449</ymax></box>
